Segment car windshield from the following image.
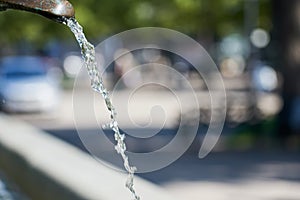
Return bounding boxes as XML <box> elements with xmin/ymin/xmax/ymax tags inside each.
<box><xmin>0</xmin><ymin>57</ymin><xmax>47</xmax><ymax>78</ymax></box>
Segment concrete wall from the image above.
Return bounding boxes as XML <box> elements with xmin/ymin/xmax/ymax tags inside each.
<box><xmin>0</xmin><ymin>114</ymin><xmax>175</xmax><ymax>200</ymax></box>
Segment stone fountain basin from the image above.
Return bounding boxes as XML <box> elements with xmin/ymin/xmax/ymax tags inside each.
<box><xmin>0</xmin><ymin>114</ymin><xmax>175</xmax><ymax>200</ymax></box>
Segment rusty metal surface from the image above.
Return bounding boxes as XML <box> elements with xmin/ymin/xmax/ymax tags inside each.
<box><xmin>0</xmin><ymin>0</ymin><xmax>74</xmax><ymax>18</ymax></box>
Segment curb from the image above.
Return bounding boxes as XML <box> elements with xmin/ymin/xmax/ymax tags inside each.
<box><xmin>0</xmin><ymin>114</ymin><xmax>175</xmax><ymax>200</ymax></box>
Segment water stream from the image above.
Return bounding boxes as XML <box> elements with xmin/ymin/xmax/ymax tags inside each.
<box><xmin>65</xmin><ymin>17</ymin><xmax>140</xmax><ymax>200</ymax></box>
<box><xmin>0</xmin><ymin>179</ymin><xmax>13</xmax><ymax>200</ymax></box>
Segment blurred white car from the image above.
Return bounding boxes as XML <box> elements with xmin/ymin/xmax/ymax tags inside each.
<box><xmin>0</xmin><ymin>56</ymin><xmax>61</xmax><ymax>113</ymax></box>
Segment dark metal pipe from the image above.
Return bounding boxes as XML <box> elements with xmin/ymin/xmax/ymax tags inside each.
<box><xmin>0</xmin><ymin>0</ymin><xmax>75</xmax><ymax>23</ymax></box>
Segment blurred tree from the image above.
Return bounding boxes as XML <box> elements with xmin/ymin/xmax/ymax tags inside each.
<box><xmin>0</xmin><ymin>0</ymin><xmax>271</xmax><ymax>49</ymax></box>
<box><xmin>274</xmin><ymin>0</ymin><xmax>300</xmax><ymax>144</ymax></box>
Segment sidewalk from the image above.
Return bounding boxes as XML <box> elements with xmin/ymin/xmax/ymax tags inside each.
<box><xmin>164</xmin><ymin>179</ymin><xmax>300</xmax><ymax>200</ymax></box>
<box><xmin>141</xmin><ymin>152</ymin><xmax>300</xmax><ymax>200</ymax></box>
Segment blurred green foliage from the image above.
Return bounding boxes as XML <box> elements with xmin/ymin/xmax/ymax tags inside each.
<box><xmin>0</xmin><ymin>0</ymin><xmax>271</xmax><ymax>46</ymax></box>
<box><xmin>228</xmin><ymin>117</ymin><xmax>279</xmax><ymax>150</ymax></box>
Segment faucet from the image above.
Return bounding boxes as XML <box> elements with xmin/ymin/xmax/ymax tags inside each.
<box><xmin>0</xmin><ymin>0</ymin><xmax>75</xmax><ymax>23</ymax></box>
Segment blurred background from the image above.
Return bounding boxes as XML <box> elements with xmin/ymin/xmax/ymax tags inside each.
<box><xmin>0</xmin><ymin>0</ymin><xmax>300</xmax><ymax>200</ymax></box>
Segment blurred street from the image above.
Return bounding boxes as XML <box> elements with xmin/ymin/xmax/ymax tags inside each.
<box><xmin>6</xmin><ymin>88</ymin><xmax>300</xmax><ymax>200</ymax></box>
<box><xmin>149</xmin><ymin>152</ymin><xmax>300</xmax><ymax>200</ymax></box>
<box><xmin>1</xmin><ymin>0</ymin><xmax>300</xmax><ymax>199</ymax></box>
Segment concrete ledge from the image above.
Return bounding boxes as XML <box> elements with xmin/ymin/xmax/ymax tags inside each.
<box><xmin>0</xmin><ymin>114</ymin><xmax>175</xmax><ymax>200</ymax></box>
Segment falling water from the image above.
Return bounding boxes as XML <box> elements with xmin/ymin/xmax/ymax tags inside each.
<box><xmin>65</xmin><ymin>17</ymin><xmax>140</xmax><ymax>200</ymax></box>
<box><xmin>0</xmin><ymin>179</ymin><xmax>14</xmax><ymax>200</ymax></box>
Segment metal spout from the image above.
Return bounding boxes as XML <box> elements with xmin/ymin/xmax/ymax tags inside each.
<box><xmin>0</xmin><ymin>0</ymin><xmax>75</xmax><ymax>23</ymax></box>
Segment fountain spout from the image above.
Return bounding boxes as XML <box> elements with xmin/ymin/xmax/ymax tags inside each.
<box><xmin>0</xmin><ymin>0</ymin><xmax>75</xmax><ymax>23</ymax></box>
